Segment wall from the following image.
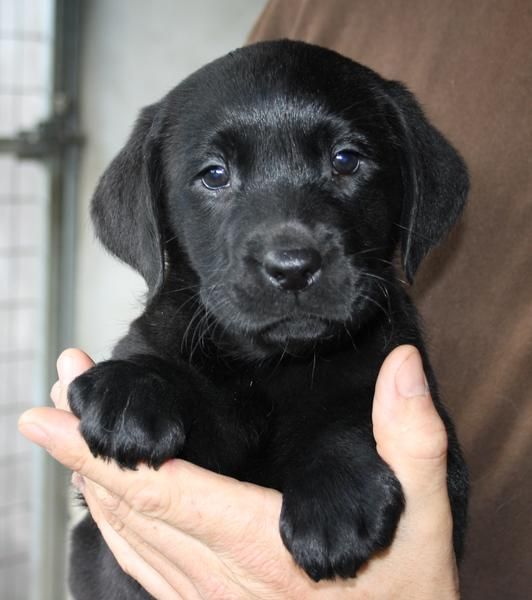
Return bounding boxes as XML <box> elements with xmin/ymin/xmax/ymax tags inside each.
<box><xmin>76</xmin><ymin>0</ymin><xmax>266</xmax><ymax>358</ymax></box>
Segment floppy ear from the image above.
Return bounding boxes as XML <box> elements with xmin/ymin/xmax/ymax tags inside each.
<box><xmin>90</xmin><ymin>102</ymin><xmax>166</xmax><ymax>295</ymax></box>
<box><xmin>384</xmin><ymin>82</ymin><xmax>469</xmax><ymax>282</ymax></box>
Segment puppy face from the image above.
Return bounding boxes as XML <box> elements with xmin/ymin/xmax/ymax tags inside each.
<box><xmin>164</xmin><ymin>56</ymin><xmax>403</xmax><ymax>346</ymax></box>
<box><xmin>91</xmin><ymin>41</ymin><xmax>468</xmax><ymax>353</ymax></box>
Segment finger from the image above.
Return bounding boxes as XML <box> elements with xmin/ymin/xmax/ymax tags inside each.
<box><xmin>373</xmin><ymin>345</ymin><xmax>448</xmax><ymax>487</ymax></box>
<box><xmin>81</xmin><ymin>482</ymin><xmax>186</xmax><ymax>600</ymax></box>
<box><xmin>57</xmin><ymin>347</ymin><xmax>95</xmax><ymax>385</ymax></box>
<box><xmin>80</xmin><ymin>478</ymin><xmax>344</xmax><ymax>600</ymax></box>
<box><xmin>82</xmin><ymin>479</ymin><xmax>231</xmax><ymax>599</ymax></box>
<box><xmin>50</xmin><ymin>380</ymin><xmax>61</xmax><ymax>406</ymax></box>
<box><xmin>52</xmin><ymin>348</ymin><xmax>95</xmax><ymax>411</ymax></box>
<box><xmin>18</xmin><ymin>406</ymin><xmax>282</xmax><ymax>548</ymax></box>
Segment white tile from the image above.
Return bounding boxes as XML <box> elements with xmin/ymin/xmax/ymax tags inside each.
<box><xmin>21</xmin><ymin>39</ymin><xmax>48</xmax><ymax>88</ymax></box>
<box><xmin>0</xmin><ymin>361</ymin><xmax>8</xmax><ymax>406</ymax></box>
<box><xmin>0</xmin><ymin>93</ymin><xmax>16</xmax><ymax>137</ymax></box>
<box><xmin>1</xmin><ymin>254</ymin><xmax>39</xmax><ymax>302</ymax></box>
<box><xmin>0</xmin><ymin>307</ymin><xmax>9</xmax><ymax>352</ymax></box>
<box><xmin>0</xmin><ymin>156</ymin><xmax>15</xmax><ymax>188</ymax></box>
<box><xmin>0</xmin><ymin>412</ymin><xmax>34</xmax><ymax>455</ymax></box>
<box><xmin>16</xmin><ymin>160</ymin><xmax>47</xmax><ymax>196</ymax></box>
<box><xmin>0</xmin><ymin>39</ymin><xmax>19</xmax><ymax>87</ymax></box>
<box><xmin>20</xmin><ymin>0</ymin><xmax>54</xmax><ymax>37</ymax></box>
<box><xmin>13</xmin><ymin>254</ymin><xmax>38</xmax><ymax>300</ymax></box>
<box><xmin>0</xmin><ymin>454</ymin><xmax>30</xmax><ymax>506</ymax></box>
<box><xmin>0</xmin><ymin>0</ymin><xmax>19</xmax><ymax>34</ymax></box>
<box><xmin>0</xmin><ymin>305</ymin><xmax>36</xmax><ymax>354</ymax></box>
<box><xmin>14</xmin><ymin>203</ymin><xmax>42</xmax><ymax>247</ymax></box>
<box><xmin>12</xmin><ymin>306</ymin><xmax>36</xmax><ymax>353</ymax></box>
<box><xmin>0</xmin><ymin>256</ymin><xmax>9</xmax><ymax>300</ymax></box>
<box><xmin>0</xmin><ymin>204</ymin><xmax>11</xmax><ymax>249</ymax></box>
<box><xmin>19</xmin><ymin>92</ymin><xmax>47</xmax><ymax>130</ymax></box>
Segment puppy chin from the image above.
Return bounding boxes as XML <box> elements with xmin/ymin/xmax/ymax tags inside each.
<box><xmin>259</xmin><ymin>316</ymin><xmax>330</xmax><ymax>345</ymax></box>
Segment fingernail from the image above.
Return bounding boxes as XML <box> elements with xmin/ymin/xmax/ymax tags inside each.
<box><xmin>396</xmin><ymin>351</ymin><xmax>429</xmax><ymax>398</ymax></box>
<box><xmin>57</xmin><ymin>353</ymin><xmax>74</xmax><ymax>385</ymax></box>
<box><xmin>18</xmin><ymin>420</ymin><xmax>51</xmax><ymax>450</ymax></box>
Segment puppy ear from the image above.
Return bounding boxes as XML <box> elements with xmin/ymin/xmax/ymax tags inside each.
<box><xmin>90</xmin><ymin>102</ymin><xmax>166</xmax><ymax>295</ymax></box>
<box><xmin>385</xmin><ymin>82</ymin><xmax>469</xmax><ymax>282</ymax></box>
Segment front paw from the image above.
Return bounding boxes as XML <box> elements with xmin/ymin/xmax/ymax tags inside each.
<box><xmin>280</xmin><ymin>462</ymin><xmax>404</xmax><ymax>581</ymax></box>
<box><xmin>68</xmin><ymin>359</ymin><xmax>187</xmax><ymax>469</ymax></box>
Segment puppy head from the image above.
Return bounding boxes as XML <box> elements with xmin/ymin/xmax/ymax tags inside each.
<box><xmin>92</xmin><ymin>40</ymin><xmax>468</xmax><ymax>352</ymax></box>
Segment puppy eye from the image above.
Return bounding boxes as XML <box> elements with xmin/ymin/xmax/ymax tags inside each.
<box><xmin>331</xmin><ymin>150</ymin><xmax>360</xmax><ymax>175</ymax></box>
<box><xmin>201</xmin><ymin>165</ymin><xmax>230</xmax><ymax>190</ymax></box>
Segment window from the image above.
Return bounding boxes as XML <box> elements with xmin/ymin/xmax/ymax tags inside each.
<box><xmin>0</xmin><ymin>1</ymin><xmax>81</xmax><ymax>598</ymax></box>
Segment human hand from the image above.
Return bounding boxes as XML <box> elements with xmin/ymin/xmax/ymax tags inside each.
<box><xmin>18</xmin><ymin>346</ymin><xmax>459</xmax><ymax>599</ymax></box>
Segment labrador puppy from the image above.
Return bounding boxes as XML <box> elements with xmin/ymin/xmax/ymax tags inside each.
<box><xmin>68</xmin><ymin>40</ymin><xmax>468</xmax><ymax>598</ymax></box>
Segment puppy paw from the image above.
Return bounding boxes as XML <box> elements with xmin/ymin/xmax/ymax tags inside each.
<box><xmin>280</xmin><ymin>463</ymin><xmax>404</xmax><ymax>581</ymax></box>
<box><xmin>68</xmin><ymin>360</ymin><xmax>187</xmax><ymax>469</ymax></box>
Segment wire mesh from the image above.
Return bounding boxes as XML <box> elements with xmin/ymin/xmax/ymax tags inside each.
<box><xmin>0</xmin><ymin>1</ymin><xmax>54</xmax><ymax>598</ymax></box>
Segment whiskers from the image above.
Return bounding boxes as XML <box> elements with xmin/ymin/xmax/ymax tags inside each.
<box><xmin>343</xmin><ymin>325</ymin><xmax>357</xmax><ymax>353</ymax></box>
<box><xmin>178</xmin><ymin>283</ymin><xmax>224</xmax><ymax>362</ymax></box>
<box><xmin>394</xmin><ymin>222</ymin><xmax>437</xmax><ymax>245</ymax></box>
<box><xmin>164</xmin><ymin>282</ymin><xmax>202</xmax><ymax>295</ymax></box>
<box><xmin>349</xmin><ymin>245</ymin><xmax>407</xmax><ymax>287</ymax></box>
<box><xmin>355</xmin><ymin>269</ymin><xmax>396</xmax><ymax>349</ymax></box>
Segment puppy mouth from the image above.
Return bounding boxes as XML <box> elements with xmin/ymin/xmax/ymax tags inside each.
<box><xmin>257</xmin><ymin>315</ymin><xmax>332</xmax><ymax>344</ymax></box>
<box><xmin>200</xmin><ymin>271</ymin><xmax>370</xmax><ymax>350</ymax></box>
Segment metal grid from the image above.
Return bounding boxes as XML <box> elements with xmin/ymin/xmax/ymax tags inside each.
<box><xmin>0</xmin><ymin>1</ymin><xmax>54</xmax><ymax>598</ymax></box>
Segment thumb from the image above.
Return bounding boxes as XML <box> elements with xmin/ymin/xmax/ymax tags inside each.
<box><xmin>372</xmin><ymin>345</ymin><xmax>449</xmax><ymax>505</ymax></box>
<box><xmin>369</xmin><ymin>346</ymin><xmax>458</xmax><ymax>595</ymax></box>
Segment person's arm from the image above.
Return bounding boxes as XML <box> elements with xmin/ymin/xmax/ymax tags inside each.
<box><xmin>19</xmin><ymin>346</ymin><xmax>459</xmax><ymax>599</ymax></box>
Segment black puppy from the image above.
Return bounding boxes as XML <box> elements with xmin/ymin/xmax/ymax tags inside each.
<box><xmin>69</xmin><ymin>40</ymin><xmax>468</xmax><ymax>598</ymax></box>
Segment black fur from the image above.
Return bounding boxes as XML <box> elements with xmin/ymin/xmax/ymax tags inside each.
<box><xmin>69</xmin><ymin>40</ymin><xmax>468</xmax><ymax>597</ymax></box>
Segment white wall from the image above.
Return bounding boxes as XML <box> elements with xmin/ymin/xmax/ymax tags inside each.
<box><xmin>75</xmin><ymin>0</ymin><xmax>267</xmax><ymax>359</ymax></box>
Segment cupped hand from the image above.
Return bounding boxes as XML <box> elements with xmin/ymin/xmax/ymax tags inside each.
<box><xmin>19</xmin><ymin>346</ymin><xmax>459</xmax><ymax>599</ymax></box>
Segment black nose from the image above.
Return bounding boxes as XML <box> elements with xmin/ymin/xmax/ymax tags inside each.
<box><xmin>263</xmin><ymin>248</ymin><xmax>322</xmax><ymax>291</ymax></box>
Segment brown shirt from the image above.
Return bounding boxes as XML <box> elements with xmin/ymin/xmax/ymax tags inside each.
<box><xmin>248</xmin><ymin>2</ymin><xmax>532</xmax><ymax>598</ymax></box>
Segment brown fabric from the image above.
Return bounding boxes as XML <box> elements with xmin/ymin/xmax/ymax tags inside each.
<box><xmin>248</xmin><ymin>2</ymin><xmax>532</xmax><ymax>598</ymax></box>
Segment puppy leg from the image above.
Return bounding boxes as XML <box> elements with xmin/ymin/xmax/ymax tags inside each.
<box><xmin>68</xmin><ymin>356</ymin><xmax>192</xmax><ymax>469</ymax></box>
<box><xmin>278</xmin><ymin>428</ymin><xmax>404</xmax><ymax>581</ymax></box>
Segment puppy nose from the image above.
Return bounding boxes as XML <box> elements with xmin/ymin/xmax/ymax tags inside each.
<box><xmin>263</xmin><ymin>248</ymin><xmax>322</xmax><ymax>291</ymax></box>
